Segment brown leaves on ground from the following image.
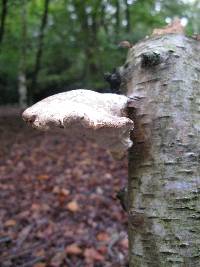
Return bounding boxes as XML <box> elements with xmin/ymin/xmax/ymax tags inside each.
<box><xmin>37</xmin><ymin>174</ymin><xmax>49</xmax><ymax>181</ymax></box>
<box><xmin>4</xmin><ymin>219</ymin><xmax>17</xmax><ymax>227</ymax></box>
<box><xmin>152</xmin><ymin>17</ymin><xmax>185</xmax><ymax>36</ymax></box>
<box><xmin>84</xmin><ymin>248</ymin><xmax>105</xmax><ymax>263</ymax></box>
<box><xmin>33</xmin><ymin>263</ymin><xmax>47</xmax><ymax>267</ymax></box>
<box><xmin>96</xmin><ymin>232</ymin><xmax>110</xmax><ymax>242</ymax></box>
<box><xmin>65</xmin><ymin>243</ymin><xmax>82</xmax><ymax>255</ymax></box>
<box><xmin>0</xmin><ymin>108</ymin><xmax>128</xmax><ymax>267</ymax></box>
<box><xmin>66</xmin><ymin>200</ymin><xmax>80</xmax><ymax>212</ymax></box>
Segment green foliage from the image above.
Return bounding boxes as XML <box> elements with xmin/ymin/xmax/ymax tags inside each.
<box><xmin>0</xmin><ymin>0</ymin><xmax>199</xmax><ymax>104</ymax></box>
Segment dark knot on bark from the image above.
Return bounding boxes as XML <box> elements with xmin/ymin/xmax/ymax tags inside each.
<box><xmin>141</xmin><ymin>52</ymin><xmax>161</xmax><ymax>68</ymax></box>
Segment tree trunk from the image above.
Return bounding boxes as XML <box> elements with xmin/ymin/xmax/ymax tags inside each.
<box><xmin>18</xmin><ymin>0</ymin><xmax>27</xmax><ymax>108</ymax></box>
<box><xmin>18</xmin><ymin>72</ymin><xmax>27</xmax><ymax>108</ymax></box>
<box><xmin>124</xmin><ymin>0</ymin><xmax>131</xmax><ymax>33</ymax></box>
<box><xmin>120</xmin><ymin>34</ymin><xmax>200</xmax><ymax>266</ymax></box>
<box><xmin>30</xmin><ymin>0</ymin><xmax>50</xmax><ymax>102</ymax></box>
<box><xmin>74</xmin><ymin>1</ymin><xmax>100</xmax><ymax>82</ymax></box>
<box><xmin>115</xmin><ymin>0</ymin><xmax>120</xmax><ymax>39</ymax></box>
<box><xmin>0</xmin><ymin>0</ymin><xmax>8</xmax><ymax>44</ymax></box>
<box><xmin>100</xmin><ymin>2</ymin><xmax>108</xmax><ymax>34</ymax></box>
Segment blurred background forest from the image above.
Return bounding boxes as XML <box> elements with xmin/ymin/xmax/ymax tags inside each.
<box><xmin>0</xmin><ymin>0</ymin><xmax>200</xmax><ymax>105</ymax></box>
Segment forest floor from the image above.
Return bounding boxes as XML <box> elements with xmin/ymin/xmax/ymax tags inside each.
<box><xmin>0</xmin><ymin>107</ymin><xmax>128</xmax><ymax>267</ymax></box>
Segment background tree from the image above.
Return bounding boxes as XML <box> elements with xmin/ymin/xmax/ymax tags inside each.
<box><xmin>30</xmin><ymin>0</ymin><xmax>50</xmax><ymax>103</ymax></box>
<box><xmin>0</xmin><ymin>0</ymin><xmax>199</xmax><ymax>105</ymax></box>
<box><xmin>0</xmin><ymin>0</ymin><xmax>8</xmax><ymax>44</ymax></box>
<box><xmin>18</xmin><ymin>0</ymin><xmax>28</xmax><ymax>108</ymax></box>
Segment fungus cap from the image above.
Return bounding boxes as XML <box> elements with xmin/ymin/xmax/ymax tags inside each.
<box><xmin>22</xmin><ymin>89</ymin><xmax>134</xmax><ymax>157</ymax></box>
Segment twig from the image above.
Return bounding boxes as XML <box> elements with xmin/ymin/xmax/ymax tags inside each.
<box><xmin>15</xmin><ymin>224</ymin><xmax>34</xmax><ymax>250</ymax></box>
<box><xmin>22</xmin><ymin>256</ymin><xmax>45</xmax><ymax>267</ymax></box>
<box><xmin>64</xmin><ymin>256</ymin><xmax>73</xmax><ymax>267</ymax></box>
<box><xmin>0</xmin><ymin>242</ymin><xmax>45</xmax><ymax>261</ymax></box>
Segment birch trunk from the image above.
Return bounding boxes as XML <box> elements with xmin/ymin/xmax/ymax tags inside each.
<box><xmin>121</xmin><ymin>34</ymin><xmax>200</xmax><ymax>266</ymax></box>
<box><xmin>30</xmin><ymin>0</ymin><xmax>50</xmax><ymax>103</ymax></box>
<box><xmin>18</xmin><ymin>71</ymin><xmax>27</xmax><ymax>108</ymax></box>
<box><xmin>18</xmin><ymin>0</ymin><xmax>27</xmax><ymax>108</ymax></box>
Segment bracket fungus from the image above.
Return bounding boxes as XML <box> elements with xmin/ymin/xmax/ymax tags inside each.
<box><xmin>22</xmin><ymin>89</ymin><xmax>134</xmax><ymax>157</ymax></box>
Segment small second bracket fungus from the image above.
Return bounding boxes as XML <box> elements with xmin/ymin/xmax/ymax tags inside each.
<box><xmin>22</xmin><ymin>89</ymin><xmax>134</xmax><ymax>156</ymax></box>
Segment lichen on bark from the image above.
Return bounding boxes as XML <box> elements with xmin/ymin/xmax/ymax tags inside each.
<box><xmin>121</xmin><ymin>34</ymin><xmax>200</xmax><ymax>267</ymax></box>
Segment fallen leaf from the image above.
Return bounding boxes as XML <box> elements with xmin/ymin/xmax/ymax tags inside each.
<box><xmin>60</xmin><ymin>188</ymin><xmax>70</xmax><ymax>196</ymax></box>
<box><xmin>4</xmin><ymin>219</ymin><xmax>17</xmax><ymax>227</ymax></box>
<box><xmin>41</xmin><ymin>203</ymin><xmax>50</xmax><ymax>211</ymax></box>
<box><xmin>96</xmin><ymin>186</ymin><xmax>103</xmax><ymax>195</ymax></box>
<box><xmin>52</xmin><ymin>186</ymin><xmax>60</xmax><ymax>194</ymax></box>
<box><xmin>37</xmin><ymin>174</ymin><xmax>49</xmax><ymax>180</ymax></box>
<box><xmin>17</xmin><ymin>210</ymin><xmax>30</xmax><ymax>219</ymax></box>
<box><xmin>84</xmin><ymin>248</ymin><xmax>105</xmax><ymax>262</ymax></box>
<box><xmin>65</xmin><ymin>243</ymin><xmax>82</xmax><ymax>255</ymax></box>
<box><xmin>97</xmin><ymin>245</ymin><xmax>107</xmax><ymax>254</ymax></box>
<box><xmin>31</xmin><ymin>203</ymin><xmax>41</xmax><ymax>211</ymax></box>
<box><xmin>33</xmin><ymin>263</ymin><xmax>47</xmax><ymax>267</ymax></box>
<box><xmin>34</xmin><ymin>249</ymin><xmax>46</xmax><ymax>258</ymax></box>
<box><xmin>96</xmin><ymin>232</ymin><xmax>110</xmax><ymax>242</ymax></box>
<box><xmin>66</xmin><ymin>201</ymin><xmax>79</xmax><ymax>212</ymax></box>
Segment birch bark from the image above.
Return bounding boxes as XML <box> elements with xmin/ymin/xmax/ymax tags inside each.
<box><xmin>121</xmin><ymin>34</ymin><xmax>200</xmax><ymax>267</ymax></box>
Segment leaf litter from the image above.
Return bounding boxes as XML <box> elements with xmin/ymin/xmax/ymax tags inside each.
<box><xmin>0</xmin><ymin>108</ymin><xmax>128</xmax><ymax>267</ymax></box>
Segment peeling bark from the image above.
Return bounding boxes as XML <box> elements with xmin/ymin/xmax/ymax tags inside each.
<box><xmin>120</xmin><ymin>34</ymin><xmax>200</xmax><ymax>266</ymax></box>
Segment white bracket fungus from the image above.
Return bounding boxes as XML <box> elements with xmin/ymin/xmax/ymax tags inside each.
<box><xmin>22</xmin><ymin>89</ymin><xmax>134</xmax><ymax>157</ymax></box>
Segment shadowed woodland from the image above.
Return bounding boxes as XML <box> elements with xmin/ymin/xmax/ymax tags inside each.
<box><xmin>0</xmin><ymin>0</ymin><xmax>200</xmax><ymax>266</ymax></box>
<box><xmin>0</xmin><ymin>0</ymin><xmax>200</xmax><ymax>104</ymax></box>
